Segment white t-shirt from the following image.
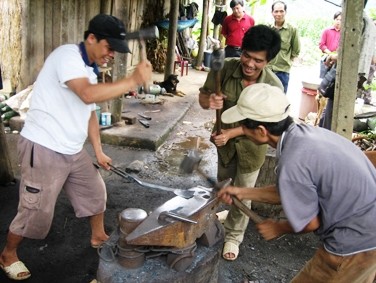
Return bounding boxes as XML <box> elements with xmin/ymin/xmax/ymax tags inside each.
<box><xmin>21</xmin><ymin>44</ymin><xmax>97</xmax><ymax>154</ymax></box>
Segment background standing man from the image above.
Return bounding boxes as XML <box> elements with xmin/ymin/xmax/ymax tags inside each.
<box><xmin>199</xmin><ymin>25</ymin><xmax>282</xmax><ymax>261</ymax></box>
<box><xmin>321</xmin><ymin>14</ymin><xmax>376</xmax><ymax>130</ymax></box>
<box><xmin>221</xmin><ymin>0</ymin><xmax>255</xmax><ymax>58</ymax></box>
<box><xmin>268</xmin><ymin>1</ymin><xmax>300</xmax><ymax>93</ymax></box>
<box><xmin>218</xmin><ymin>83</ymin><xmax>376</xmax><ymax>282</ymax></box>
<box><xmin>0</xmin><ymin>14</ymin><xmax>152</xmax><ymax>281</ymax></box>
<box><xmin>319</xmin><ymin>11</ymin><xmax>342</xmax><ymax>78</ymax></box>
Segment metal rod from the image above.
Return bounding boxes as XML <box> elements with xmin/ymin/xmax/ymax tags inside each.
<box><xmin>160</xmin><ymin>211</ymin><xmax>198</xmax><ymax>224</ymax></box>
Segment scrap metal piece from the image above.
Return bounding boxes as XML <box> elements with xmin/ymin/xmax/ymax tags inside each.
<box><xmin>138</xmin><ymin>119</ymin><xmax>150</xmax><ymax>128</ymax></box>
<box><xmin>138</xmin><ymin>113</ymin><xmax>152</xmax><ymax>120</ymax></box>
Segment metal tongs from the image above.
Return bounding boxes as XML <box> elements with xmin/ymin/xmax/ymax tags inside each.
<box><xmin>101</xmin><ymin>164</ymin><xmax>195</xmax><ymax>199</ymax></box>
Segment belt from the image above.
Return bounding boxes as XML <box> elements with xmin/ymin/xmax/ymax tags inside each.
<box><xmin>227</xmin><ymin>45</ymin><xmax>241</xmax><ymax>50</ymax></box>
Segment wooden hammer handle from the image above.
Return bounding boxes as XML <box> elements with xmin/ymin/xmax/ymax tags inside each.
<box><xmin>139</xmin><ymin>39</ymin><xmax>149</xmax><ymax>94</ymax></box>
<box><xmin>231</xmin><ymin>196</ymin><xmax>263</xmax><ymax>224</ymax></box>
<box><xmin>215</xmin><ymin>71</ymin><xmax>222</xmax><ymax>135</ymax></box>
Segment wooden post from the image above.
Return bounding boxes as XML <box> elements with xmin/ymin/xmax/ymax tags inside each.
<box><xmin>111</xmin><ymin>0</ymin><xmax>128</xmax><ymax>123</ymax></box>
<box><xmin>164</xmin><ymin>0</ymin><xmax>179</xmax><ymax>80</ymax></box>
<box><xmin>331</xmin><ymin>0</ymin><xmax>364</xmax><ymax>139</ymax></box>
<box><xmin>196</xmin><ymin>0</ymin><xmax>210</xmax><ymax>69</ymax></box>
<box><xmin>0</xmin><ymin>117</ymin><xmax>15</xmax><ymax>185</ymax></box>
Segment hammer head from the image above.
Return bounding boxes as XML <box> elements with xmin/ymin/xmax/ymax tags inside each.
<box><xmin>210</xmin><ymin>48</ymin><xmax>225</xmax><ymax>71</ymax></box>
<box><xmin>125</xmin><ymin>26</ymin><xmax>159</xmax><ymax>41</ymax></box>
<box><xmin>179</xmin><ymin>149</ymin><xmax>202</xmax><ymax>174</ymax></box>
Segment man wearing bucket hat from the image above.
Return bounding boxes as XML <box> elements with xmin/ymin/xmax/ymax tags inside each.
<box><xmin>218</xmin><ymin>83</ymin><xmax>376</xmax><ymax>282</ymax></box>
<box><xmin>0</xmin><ymin>14</ymin><xmax>152</xmax><ymax>280</ymax></box>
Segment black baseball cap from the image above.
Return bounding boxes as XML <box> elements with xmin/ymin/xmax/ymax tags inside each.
<box><xmin>87</xmin><ymin>14</ymin><xmax>131</xmax><ymax>53</ymax></box>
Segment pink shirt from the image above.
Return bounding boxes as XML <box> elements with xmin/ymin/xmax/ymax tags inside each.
<box><xmin>319</xmin><ymin>27</ymin><xmax>341</xmax><ymax>53</ymax></box>
<box><xmin>221</xmin><ymin>13</ymin><xmax>255</xmax><ymax>47</ymax></box>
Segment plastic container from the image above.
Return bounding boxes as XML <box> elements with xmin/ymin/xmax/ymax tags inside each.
<box><xmin>299</xmin><ymin>87</ymin><xmax>318</xmax><ymax>120</ymax></box>
<box><xmin>101</xmin><ymin>112</ymin><xmax>111</xmax><ymax>126</ymax></box>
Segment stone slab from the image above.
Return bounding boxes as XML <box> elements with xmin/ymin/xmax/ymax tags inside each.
<box><xmin>100</xmin><ymin>94</ymin><xmax>196</xmax><ymax>151</ymax></box>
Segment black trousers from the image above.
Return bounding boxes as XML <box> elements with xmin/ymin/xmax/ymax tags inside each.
<box><xmin>225</xmin><ymin>46</ymin><xmax>241</xmax><ymax>58</ymax></box>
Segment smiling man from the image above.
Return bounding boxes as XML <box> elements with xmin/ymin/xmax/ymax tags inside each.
<box><xmin>198</xmin><ymin>25</ymin><xmax>283</xmax><ymax>261</ymax></box>
<box><xmin>0</xmin><ymin>14</ymin><xmax>152</xmax><ymax>281</ymax></box>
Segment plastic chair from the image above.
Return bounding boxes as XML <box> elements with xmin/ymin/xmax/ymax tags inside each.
<box><xmin>174</xmin><ymin>47</ymin><xmax>189</xmax><ymax>77</ymax></box>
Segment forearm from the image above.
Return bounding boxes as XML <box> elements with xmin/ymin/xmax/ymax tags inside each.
<box><xmin>75</xmin><ymin>77</ymin><xmax>139</xmax><ymax>104</ymax></box>
<box><xmin>274</xmin><ymin>216</ymin><xmax>320</xmax><ymax>237</ymax></box>
<box><xmin>88</xmin><ymin>112</ymin><xmax>103</xmax><ymax>156</ymax></box>
<box><xmin>241</xmin><ymin>185</ymin><xmax>281</xmax><ymax>204</ymax></box>
<box><xmin>199</xmin><ymin>92</ymin><xmax>211</xmax><ymax>109</ymax></box>
<box><xmin>257</xmin><ymin>215</ymin><xmax>319</xmax><ymax>241</ymax></box>
<box><xmin>68</xmin><ymin>61</ymin><xmax>152</xmax><ymax>104</ymax></box>
<box><xmin>225</xmin><ymin>126</ymin><xmax>244</xmax><ymax>139</ymax></box>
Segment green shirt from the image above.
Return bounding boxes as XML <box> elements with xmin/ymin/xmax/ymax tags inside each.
<box><xmin>268</xmin><ymin>22</ymin><xmax>300</xmax><ymax>73</ymax></box>
<box><xmin>200</xmin><ymin>59</ymin><xmax>283</xmax><ymax>173</ymax></box>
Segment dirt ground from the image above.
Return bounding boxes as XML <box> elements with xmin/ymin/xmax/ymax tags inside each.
<box><xmin>0</xmin><ymin>96</ymin><xmax>321</xmax><ymax>283</ymax></box>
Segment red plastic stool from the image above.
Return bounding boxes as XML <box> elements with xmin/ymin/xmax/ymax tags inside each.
<box><xmin>174</xmin><ymin>59</ymin><xmax>189</xmax><ymax>77</ymax></box>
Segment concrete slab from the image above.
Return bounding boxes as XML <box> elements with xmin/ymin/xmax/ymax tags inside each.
<box><xmin>99</xmin><ymin>69</ymin><xmax>207</xmax><ymax>151</ymax></box>
<box><xmin>100</xmin><ymin>93</ymin><xmax>196</xmax><ymax>150</ymax></box>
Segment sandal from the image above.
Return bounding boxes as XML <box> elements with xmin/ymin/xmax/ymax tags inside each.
<box><xmin>216</xmin><ymin>210</ymin><xmax>229</xmax><ymax>224</ymax></box>
<box><xmin>0</xmin><ymin>261</ymin><xmax>31</xmax><ymax>280</ymax></box>
<box><xmin>222</xmin><ymin>242</ymin><xmax>239</xmax><ymax>261</ymax></box>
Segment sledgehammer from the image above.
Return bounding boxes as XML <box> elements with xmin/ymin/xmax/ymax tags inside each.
<box><xmin>125</xmin><ymin>26</ymin><xmax>159</xmax><ymax>94</ymax></box>
<box><xmin>210</xmin><ymin>48</ymin><xmax>225</xmax><ymax>135</ymax></box>
<box><xmin>125</xmin><ymin>25</ymin><xmax>159</xmax><ymax>61</ymax></box>
<box><xmin>179</xmin><ymin>139</ymin><xmax>263</xmax><ymax>224</ymax></box>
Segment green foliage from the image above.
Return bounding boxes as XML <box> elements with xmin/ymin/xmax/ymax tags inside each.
<box><xmin>246</xmin><ymin>0</ymin><xmax>268</xmax><ymax>15</ymax></box>
<box><xmin>368</xmin><ymin>8</ymin><xmax>376</xmax><ymax>20</ymax></box>
<box><xmin>191</xmin><ymin>28</ymin><xmax>201</xmax><ymax>42</ymax></box>
<box><xmin>365</xmin><ymin>79</ymin><xmax>376</xmax><ymax>92</ymax></box>
<box><xmin>290</xmin><ymin>18</ymin><xmax>332</xmax><ymax>66</ymax></box>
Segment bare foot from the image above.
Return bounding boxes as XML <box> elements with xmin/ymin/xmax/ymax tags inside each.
<box><xmin>223</xmin><ymin>252</ymin><xmax>236</xmax><ymax>260</ymax></box>
<box><xmin>222</xmin><ymin>242</ymin><xmax>239</xmax><ymax>261</ymax></box>
<box><xmin>90</xmin><ymin>234</ymin><xmax>109</xmax><ymax>248</ymax></box>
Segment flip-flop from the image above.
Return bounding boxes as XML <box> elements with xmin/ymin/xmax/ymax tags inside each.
<box><xmin>222</xmin><ymin>242</ymin><xmax>239</xmax><ymax>261</ymax></box>
<box><xmin>0</xmin><ymin>261</ymin><xmax>31</xmax><ymax>280</ymax></box>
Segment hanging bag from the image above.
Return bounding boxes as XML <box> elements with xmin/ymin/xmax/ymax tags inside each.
<box><xmin>318</xmin><ymin>64</ymin><xmax>336</xmax><ymax>99</ymax></box>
